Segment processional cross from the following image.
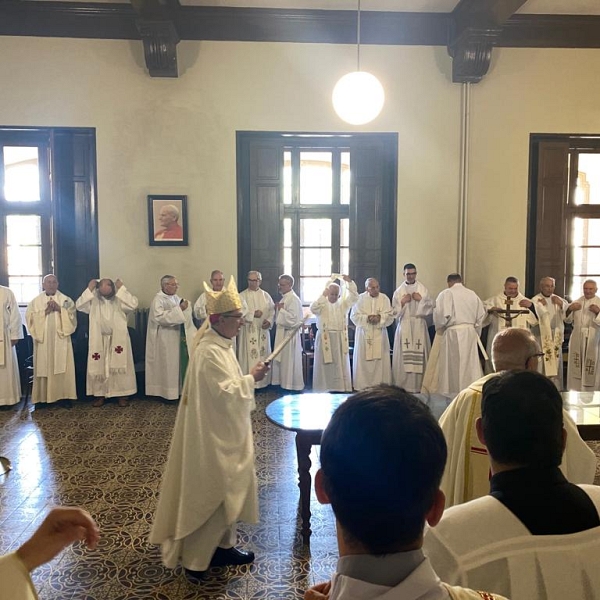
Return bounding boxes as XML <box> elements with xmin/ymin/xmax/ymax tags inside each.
<box><xmin>492</xmin><ymin>296</ymin><xmax>530</xmax><ymax>327</ymax></box>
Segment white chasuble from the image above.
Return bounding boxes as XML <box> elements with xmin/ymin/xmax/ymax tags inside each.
<box><xmin>26</xmin><ymin>291</ymin><xmax>77</xmax><ymax>403</ymax></box>
<box><xmin>238</xmin><ymin>288</ymin><xmax>274</xmax><ymax>389</ymax></box>
<box><xmin>271</xmin><ymin>290</ymin><xmax>304</xmax><ymax>391</ymax></box>
<box><xmin>76</xmin><ymin>286</ymin><xmax>138</xmax><ymax>398</ymax></box>
<box><xmin>150</xmin><ymin>329</ymin><xmax>258</xmax><ymax>572</ymax></box>
<box><xmin>531</xmin><ymin>293</ymin><xmax>568</xmax><ymax>386</ymax></box>
<box><xmin>0</xmin><ymin>285</ymin><xmax>23</xmax><ymax>406</ymax></box>
<box><xmin>310</xmin><ymin>280</ymin><xmax>358</xmax><ymax>392</ymax></box>
<box><xmin>566</xmin><ymin>295</ymin><xmax>600</xmax><ymax>391</ymax></box>
<box><xmin>483</xmin><ymin>292</ymin><xmax>538</xmax><ymax>372</ymax></box>
<box><xmin>391</xmin><ymin>281</ymin><xmax>433</xmax><ymax>392</ymax></box>
<box><xmin>350</xmin><ymin>292</ymin><xmax>394</xmax><ymax>390</ymax></box>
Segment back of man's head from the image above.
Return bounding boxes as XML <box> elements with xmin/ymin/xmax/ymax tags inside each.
<box><xmin>491</xmin><ymin>328</ymin><xmax>539</xmax><ymax>371</ymax></box>
<box><xmin>481</xmin><ymin>370</ymin><xmax>564</xmax><ymax>469</ymax></box>
<box><xmin>447</xmin><ymin>273</ymin><xmax>462</xmax><ymax>285</ymax></box>
<box><xmin>319</xmin><ymin>385</ymin><xmax>447</xmax><ymax>554</ymax></box>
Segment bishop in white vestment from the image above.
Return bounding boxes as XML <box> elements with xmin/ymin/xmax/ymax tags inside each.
<box><xmin>566</xmin><ymin>279</ymin><xmax>600</xmax><ymax>391</ymax></box>
<box><xmin>271</xmin><ymin>275</ymin><xmax>304</xmax><ymax>391</ymax></box>
<box><xmin>422</xmin><ymin>275</ymin><xmax>486</xmax><ymax>396</ymax></box>
<box><xmin>310</xmin><ymin>276</ymin><xmax>358</xmax><ymax>392</ymax></box>
<box><xmin>146</xmin><ymin>276</ymin><xmax>196</xmax><ymax>400</ymax></box>
<box><xmin>76</xmin><ymin>278</ymin><xmax>138</xmax><ymax>405</ymax></box>
<box><xmin>531</xmin><ymin>276</ymin><xmax>568</xmax><ymax>389</ymax></box>
<box><xmin>150</xmin><ymin>277</ymin><xmax>269</xmax><ymax>573</ymax></box>
<box><xmin>392</xmin><ymin>264</ymin><xmax>433</xmax><ymax>392</ymax></box>
<box><xmin>350</xmin><ymin>278</ymin><xmax>394</xmax><ymax>390</ymax></box>
<box><xmin>0</xmin><ymin>285</ymin><xmax>23</xmax><ymax>406</ymax></box>
<box><xmin>238</xmin><ymin>271</ymin><xmax>274</xmax><ymax>389</ymax></box>
<box><xmin>483</xmin><ymin>277</ymin><xmax>537</xmax><ymax>372</ymax></box>
<box><xmin>25</xmin><ymin>275</ymin><xmax>77</xmax><ymax>405</ymax></box>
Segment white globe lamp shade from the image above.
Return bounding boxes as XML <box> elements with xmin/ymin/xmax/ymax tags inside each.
<box><xmin>332</xmin><ymin>71</ymin><xmax>385</xmax><ymax>125</ymax></box>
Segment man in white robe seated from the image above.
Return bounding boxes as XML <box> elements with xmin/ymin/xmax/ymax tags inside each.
<box><xmin>271</xmin><ymin>274</ymin><xmax>304</xmax><ymax>391</ymax></box>
<box><xmin>25</xmin><ymin>274</ymin><xmax>77</xmax><ymax>407</ymax></box>
<box><xmin>0</xmin><ymin>285</ymin><xmax>23</xmax><ymax>408</ymax></box>
<box><xmin>238</xmin><ymin>270</ymin><xmax>274</xmax><ymax>389</ymax></box>
<box><xmin>439</xmin><ymin>328</ymin><xmax>596</xmax><ymax>508</ymax></box>
<box><xmin>150</xmin><ymin>277</ymin><xmax>269</xmax><ymax>578</ymax></box>
<box><xmin>483</xmin><ymin>276</ymin><xmax>537</xmax><ymax>373</ymax></box>
<box><xmin>392</xmin><ymin>263</ymin><xmax>434</xmax><ymax>392</ymax></box>
<box><xmin>76</xmin><ymin>278</ymin><xmax>138</xmax><ymax>407</ymax></box>
<box><xmin>531</xmin><ymin>276</ymin><xmax>569</xmax><ymax>390</ymax></box>
<box><xmin>0</xmin><ymin>507</ymin><xmax>99</xmax><ymax>600</ymax></box>
<box><xmin>565</xmin><ymin>279</ymin><xmax>600</xmax><ymax>391</ymax></box>
<box><xmin>425</xmin><ymin>370</ymin><xmax>600</xmax><ymax>600</ymax></box>
<box><xmin>422</xmin><ymin>274</ymin><xmax>486</xmax><ymax>396</ymax></box>
<box><xmin>350</xmin><ymin>278</ymin><xmax>394</xmax><ymax>390</ymax></box>
<box><xmin>304</xmin><ymin>385</ymin><xmax>507</xmax><ymax>600</ymax></box>
<box><xmin>145</xmin><ymin>275</ymin><xmax>196</xmax><ymax>401</ymax></box>
<box><xmin>310</xmin><ymin>276</ymin><xmax>358</xmax><ymax>392</ymax></box>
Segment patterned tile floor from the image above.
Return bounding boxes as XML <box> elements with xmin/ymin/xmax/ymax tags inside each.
<box><xmin>0</xmin><ymin>390</ymin><xmax>337</xmax><ymax>599</ymax></box>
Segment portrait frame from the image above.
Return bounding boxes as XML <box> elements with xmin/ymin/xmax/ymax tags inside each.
<box><xmin>148</xmin><ymin>195</ymin><xmax>188</xmax><ymax>246</ymax></box>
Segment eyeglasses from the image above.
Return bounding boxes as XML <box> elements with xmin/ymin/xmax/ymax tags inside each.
<box><xmin>527</xmin><ymin>352</ymin><xmax>545</xmax><ymax>362</ymax></box>
<box><xmin>247</xmin><ymin>279</ymin><xmax>259</xmax><ymax>282</ymax></box>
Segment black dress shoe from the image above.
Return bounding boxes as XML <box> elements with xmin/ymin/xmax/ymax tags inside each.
<box><xmin>184</xmin><ymin>568</ymin><xmax>206</xmax><ymax>579</ymax></box>
<box><xmin>210</xmin><ymin>546</ymin><xmax>255</xmax><ymax>567</ymax></box>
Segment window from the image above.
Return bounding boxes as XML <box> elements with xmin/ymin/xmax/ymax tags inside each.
<box><xmin>0</xmin><ymin>134</ymin><xmax>51</xmax><ymax>303</ymax></box>
<box><xmin>0</xmin><ymin>128</ymin><xmax>99</xmax><ymax>304</ymax></box>
<box><xmin>528</xmin><ymin>136</ymin><xmax>600</xmax><ymax>300</ymax></box>
<box><xmin>237</xmin><ymin>132</ymin><xmax>398</xmax><ymax>304</ymax></box>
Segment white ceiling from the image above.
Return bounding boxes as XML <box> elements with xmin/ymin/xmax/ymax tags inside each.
<box><xmin>24</xmin><ymin>0</ymin><xmax>600</xmax><ymax>15</ymax></box>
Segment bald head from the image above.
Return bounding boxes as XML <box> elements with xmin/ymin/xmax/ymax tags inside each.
<box><xmin>491</xmin><ymin>328</ymin><xmax>541</xmax><ymax>372</ymax></box>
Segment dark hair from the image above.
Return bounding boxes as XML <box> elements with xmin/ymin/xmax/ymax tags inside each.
<box><xmin>320</xmin><ymin>385</ymin><xmax>447</xmax><ymax>553</ymax></box>
<box><xmin>403</xmin><ymin>263</ymin><xmax>416</xmax><ymax>271</ymax></box>
<box><xmin>447</xmin><ymin>273</ymin><xmax>462</xmax><ymax>284</ymax></box>
<box><xmin>505</xmin><ymin>276</ymin><xmax>519</xmax><ymax>285</ymax></box>
<box><xmin>481</xmin><ymin>370</ymin><xmax>563</xmax><ymax>469</ymax></box>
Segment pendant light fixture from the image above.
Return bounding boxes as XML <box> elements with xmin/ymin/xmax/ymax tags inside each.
<box><xmin>332</xmin><ymin>0</ymin><xmax>385</xmax><ymax>125</ymax></box>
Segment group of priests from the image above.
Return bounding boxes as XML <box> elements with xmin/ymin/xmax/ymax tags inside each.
<box><xmin>1</xmin><ymin>265</ymin><xmax>598</xmax><ymax>408</ymax></box>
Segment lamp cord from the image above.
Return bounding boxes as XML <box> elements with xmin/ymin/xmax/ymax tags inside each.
<box><xmin>357</xmin><ymin>0</ymin><xmax>361</xmax><ymax>71</ymax></box>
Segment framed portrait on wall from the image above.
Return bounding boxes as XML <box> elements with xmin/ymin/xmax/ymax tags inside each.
<box><xmin>148</xmin><ymin>195</ymin><xmax>188</xmax><ymax>246</ymax></box>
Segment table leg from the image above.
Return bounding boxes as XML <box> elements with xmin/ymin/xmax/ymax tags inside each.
<box><xmin>295</xmin><ymin>432</ymin><xmax>312</xmax><ymax>543</ymax></box>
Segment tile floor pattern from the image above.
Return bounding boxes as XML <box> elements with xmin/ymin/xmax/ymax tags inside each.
<box><xmin>0</xmin><ymin>390</ymin><xmax>337</xmax><ymax>600</ymax></box>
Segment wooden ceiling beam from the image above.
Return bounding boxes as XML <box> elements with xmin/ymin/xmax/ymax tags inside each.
<box><xmin>448</xmin><ymin>0</ymin><xmax>529</xmax><ymax>83</ymax></box>
<box><xmin>132</xmin><ymin>0</ymin><xmax>181</xmax><ymax>77</ymax></box>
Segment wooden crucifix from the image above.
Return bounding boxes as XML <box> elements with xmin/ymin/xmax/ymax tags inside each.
<box><xmin>491</xmin><ymin>296</ymin><xmax>530</xmax><ymax>327</ymax></box>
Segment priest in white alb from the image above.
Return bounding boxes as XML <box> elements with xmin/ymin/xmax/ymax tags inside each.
<box><xmin>391</xmin><ymin>263</ymin><xmax>433</xmax><ymax>392</ymax></box>
<box><xmin>350</xmin><ymin>278</ymin><xmax>394</xmax><ymax>390</ymax></box>
<box><xmin>25</xmin><ymin>274</ymin><xmax>77</xmax><ymax>406</ymax></box>
<box><xmin>238</xmin><ymin>271</ymin><xmax>274</xmax><ymax>389</ymax></box>
<box><xmin>150</xmin><ymin>277</ymin><xmax>269</xmax><ymax>576</ymax></box>
<box><xmin>145</xmin><ymin>275</ymin><xmax>196</xmax><ymax>401</ymax></box>
<box><xmin>76</xmin><ymin>278</ymin><xmax>138</xmax><ymax>407</ymax></box>
<box><xmin>483</xmin><ymin>276</ymin><xmax>537</xmax><ymax>372</ymax></box>
<box><xmin>565</xmin><ymin>279</ymin><xmax>600</xmax><ymax>391</ymax></box>
<box><xmin>422</xmin><ymin>273</ymin><xmax>486</xmax><ymax>396</ymax></box>
<box><xmin>0</xmin><ymin>284</ymin><xmax>23</xmax><ymax>407</ymax></box>
<box><xmin>439</xmin><ymin>328</ymin><xmax>596</xmax><ymax>508</ymax></box>
<box><xmin>271</xmin><ymin>274</ymin><xmax>304</xmax><ymax>391</ymax></box>
<box><xmin>531</xmin><ymin>276</ymin><xmax>568</xmax><ymax>390</ymax></box>
<box><xmin>310</xmin><ymin>275</ymin><xmax>358</xmax><ymax>392</ymax></box>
